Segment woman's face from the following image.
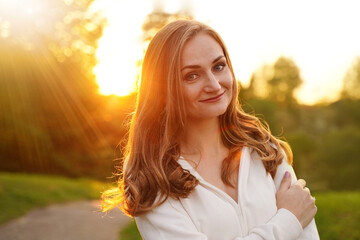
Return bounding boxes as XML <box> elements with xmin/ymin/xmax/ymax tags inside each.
<box><xmin>180</xmin><ymin>33</ymin><xmax>233</xmax><ymax>121</ymax></box>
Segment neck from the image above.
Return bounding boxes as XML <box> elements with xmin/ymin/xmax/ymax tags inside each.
<box><xmin>180</xmin><ymin>117</ymin><xmax>227</xmax><ymax>159</ymax></box>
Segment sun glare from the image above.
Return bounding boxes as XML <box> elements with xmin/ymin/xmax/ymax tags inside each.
<box><xmin>89</xmin><ymin>0</ymin><xmax>152</xmax><ymax>97</ymax></box>
<box><xmin>0</xmin><ymin>0</ymin><xmax>55</xmax><ymax>36</ymax></box>
<box><xmin>93</xmin><ymin>57</ymin><xmax>138</xmax><ymax>96</ymax></box>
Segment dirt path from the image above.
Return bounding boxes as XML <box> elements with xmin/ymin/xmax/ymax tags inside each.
<box><xmin>0</xmin><ymin>200</ymin><xmax>131</xmax><ymax>240</ymax></box>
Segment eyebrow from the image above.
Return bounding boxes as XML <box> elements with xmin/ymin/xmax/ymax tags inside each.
<box><xmin>181</xmin><ymin>55</ymin><xmax>225</xmax><ymax>72</ymax></box>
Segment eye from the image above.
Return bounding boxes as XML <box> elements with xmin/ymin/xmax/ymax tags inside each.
<box><xmin>184</xmin><ymin>73</ymin><xmax>199</xmax><ymax>81</ymax></box>
<box><xmin>213</xmin><ymin>62</ymin><xmax>226</xmax><ymax>72</ymax></box>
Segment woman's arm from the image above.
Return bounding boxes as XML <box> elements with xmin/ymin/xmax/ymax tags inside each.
<box><xmin>274</xmin><ymin>157</ymin><xmax>320</xmax><ymax>239</ymax></box>
<box><xmin>136</xmin><ymin>154</ymin><xmax>318</xmax><ymax>240</ymax></box>
<box><xmin>136</xmin><ymin>196</ymin><xmax>304</xmax><ymax>240</ymax></box>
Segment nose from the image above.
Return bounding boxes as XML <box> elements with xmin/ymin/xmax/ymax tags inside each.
<box><xmin>204</xmin><ymin>72</ymin><xmax>221</xmax><ymax>92</ymax></box>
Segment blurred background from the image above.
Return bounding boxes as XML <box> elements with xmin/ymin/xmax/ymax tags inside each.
<box><xmin>0</xmin><ymin>0</ymin><xmax>359</xmax><ymax>239</ymax></box>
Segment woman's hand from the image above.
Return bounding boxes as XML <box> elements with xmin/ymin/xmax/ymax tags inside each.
<box><xmin>276</xmin><ymin>171</ymin><xmax>317</xmax><ymax>228</ymax></box>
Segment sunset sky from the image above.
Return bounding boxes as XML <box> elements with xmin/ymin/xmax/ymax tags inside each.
<box><xmin>90</xmin><ymin>0</ymin><xmax>360</xmax><ymax>105</ymax></box>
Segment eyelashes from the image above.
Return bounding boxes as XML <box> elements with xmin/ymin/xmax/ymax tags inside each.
<box><xmin>183</xmin><ymin>62</ymin><xmax>227</xmax><ymax>82</ymax></box>
<box><xmin>213</xmin><ymin>62</ymin><xmax>226</xmax><ymax>71</ymax></box>
<box><xmin>184</xmin><ymin>73</ymin><xmax>199</xmax><ymax>81</ymax></box>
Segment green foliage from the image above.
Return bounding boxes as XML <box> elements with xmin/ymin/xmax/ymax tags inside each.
<box><xmin>328</xmin><ymin>99</ymin><xmax>360</xmax><ymax>128</ymax></box>
<box><xmin>242</xmin><ymin>91</ymin><xmax>360</xmax><ymax>191</ymax></box>
<box><xmin>314</xmin><ymin>126</ymin><xmax>360</xmax><ymax>190</ymax></box>
<box><xmin>268</xmin><ymin>57</ymin><xmax>303</xmax><ymax>107</ymax></box>
<box><xmin>342</xmin><ymin>57</ymin><xmax>360</xmax><ymax>100</ymax></box>
<box><xmin>286</xmin><ymin>131</ymin><xmax>317</xmax><ymax>181</ymax></box>
<box><xmin>247</xmin><ymin>56</ymin><xmax>303</xmax><ymax>109</ymax></box>
<box><xmin>141</xmin><ymin>6</ymin><xmax>193</xmax><ymax>43</ymax></box>
<box><xmin>0</xmin><ymin>0</ymin><xmax>119</xmax><ymax>179</ymax></box>
<box><xmin>0</xmin><ymin>172</ymin><xmax>109</xmax><ymax>224</ymax></box>
<box><xmin>242</xmin><ymin>98</ymin><xmax>280</xmax><ymax>130</ymax></box>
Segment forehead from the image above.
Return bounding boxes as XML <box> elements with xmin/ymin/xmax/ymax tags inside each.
<box><xmin>180</xmin><ymin>33</ymin><xmax>224</xmax><ymax>67</ymax></box>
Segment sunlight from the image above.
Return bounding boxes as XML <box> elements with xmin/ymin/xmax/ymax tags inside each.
<box><xmin>0</xmin><ymin>0</ymin><xmax>53</xmax><ymax>38</ymax></box>
<box><xmin>89</xmin><ymin>0</ymin><xmax>152</xmax><ymax>97</ymax></box>
<box><xmin>93</xmin><ymin>57</ymin><xmax>138</xmax><ymax>96</ymax></box>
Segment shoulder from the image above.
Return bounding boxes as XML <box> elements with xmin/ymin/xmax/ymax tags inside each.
<box><xmin>246</xmin><ymin>145</ymin><xmax>298</xmax><ymax>190</ymax></box>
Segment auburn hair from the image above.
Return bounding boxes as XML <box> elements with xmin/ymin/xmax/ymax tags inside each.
<box><xmin>102</xmin><ymin>19</ymin><xmax>293</xmax><ymax>217</ymax></box>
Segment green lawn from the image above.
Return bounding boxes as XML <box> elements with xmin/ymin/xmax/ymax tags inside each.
<box><xmin>0</xmin><ymin>172</ymin><xmax>110</xmax><ymax>224</ymax></box>
<box><xmin>315</xmin><ymin>191</ymin><xmax>360</xmax><ymax>239</ymax></box>
<box><xmin>119</xmin><ymin>191</ymin><xmax>360</xmax><ymax>240</ymax></box>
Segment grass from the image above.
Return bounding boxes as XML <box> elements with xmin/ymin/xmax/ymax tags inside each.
<box><xmin>119</xmin><ymin>218</ymin><xmax>142</xmax><ymax>240</ymax></box>
<box><xmin>314</xmin><ymin>191</ymin><xmax>360</xmax><ymax>239</ymax></box>
<box><xmin>118</xmin><ymin>191</ymin><xmax>360</xmax><ymax>240</ymax></box>
<box><xmin>0</xmin><ymin>171</ymin><xmax>110</xmax><ymax>225</ymax></box>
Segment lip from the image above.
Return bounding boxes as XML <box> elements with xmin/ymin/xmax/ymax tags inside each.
<box><xmin>199</xmin><ymin>91</ymin><xmax>225</xmax><ymax>103</ymax></box>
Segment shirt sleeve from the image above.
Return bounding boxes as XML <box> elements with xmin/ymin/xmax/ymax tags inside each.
<box><xmin>136</xmin><ymin>197</ymin><xmax>304</xmax><ymax>240</ymax></box>
<box><xmin>273</xmin><ymin>154</ymin><xmax>320</xmax><ymax>240</ymax></box>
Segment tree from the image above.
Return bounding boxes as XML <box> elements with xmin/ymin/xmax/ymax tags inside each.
<box><xmin>342</xmin><ymin>57</ymin><xmax>360</xmax><ymax>100</ymax></box>
<box><xmin>247</xmin><ymin>65</ymin><xmax>272</xmax><ymax>99</ymax></box>
<box><xmin>243</xmin><ymin>57</ymin><xmax>303</xmax><ymax>133</ymax></box>
<box><xmin>246</xmin><ymin>57</ymin><xmax>303</xmax><ymax>108</ymax></box>
<box><xmin>267</xmin><ymin>56</ymin><xmax>303</xmax><ymax>108</ymax></box>
<box><xmin>142</xmin><ymin>5</ymin><xmax>193</xmax><ymax>43</ymax></box>
<box><xmin>0</xmin><ymin>0</ymin><xmax>113</xmax><ymax>178</ymax></box>
<box><xmin>314</xmin><ymin>126</ymin><xmax>360</xmax><ymax>190</ymax></box>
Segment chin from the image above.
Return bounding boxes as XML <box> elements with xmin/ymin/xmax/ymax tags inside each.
<box><xmin>196</xmin><ymin>107</ymin><xmax>229</xmax><ymax>119</ymax></box>
<box><xmin>211</xmin><ymin>102</ymin><xmax>230</xmax><ymax>115</ymax></box>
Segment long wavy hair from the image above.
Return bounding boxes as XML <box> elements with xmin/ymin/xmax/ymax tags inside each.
<box><xmin>102</xmin><ymin>19</ymin><xmax>292</xmax><ymax>217</ymax></box>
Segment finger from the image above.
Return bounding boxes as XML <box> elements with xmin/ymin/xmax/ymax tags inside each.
<box><xmin>279</xmin><ymin>171</ymin><xmax>292</xmax><ymax>192</ymax></box>
<box><xmin>295</xmin><ymin>179</ymin><xmax>306</xmax><ymax>188</ymax></box>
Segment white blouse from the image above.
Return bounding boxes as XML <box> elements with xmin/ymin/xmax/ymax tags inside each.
<box><xmin>136</xmin><ymin>146</ymin><xmax>320</xmax><ymax>239</ymax></box>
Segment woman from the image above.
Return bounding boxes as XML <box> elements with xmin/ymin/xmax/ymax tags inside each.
<box><xmin>102</xmin><ymin>19</ymin><xmax>319</xmax><ymax>239</ymax></box>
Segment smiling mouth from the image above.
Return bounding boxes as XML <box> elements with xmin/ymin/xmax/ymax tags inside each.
<box><xmin>199</xmin><ymin>91</ymin><xmax>226</xmax><ymax>103</ymax></box>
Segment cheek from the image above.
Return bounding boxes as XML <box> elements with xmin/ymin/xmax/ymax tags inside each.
<box><xmin>222</xmin><ymin>73</ymin><xmax>234</xmax><ymax>100</ymax></box>
<box><xmin>182</xmin><ymin>84</ymin><xmax>202</xmax><ymax>103</ymax></box>
<box><xmin>182</xmin><ymin>89</ymin><xmax>195</xmax><ymax>107</ymax></box>
<box><xmin>221</xmin><ymin>74</ymin><xmax>234</xmax><ymax>92</ymax></box>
